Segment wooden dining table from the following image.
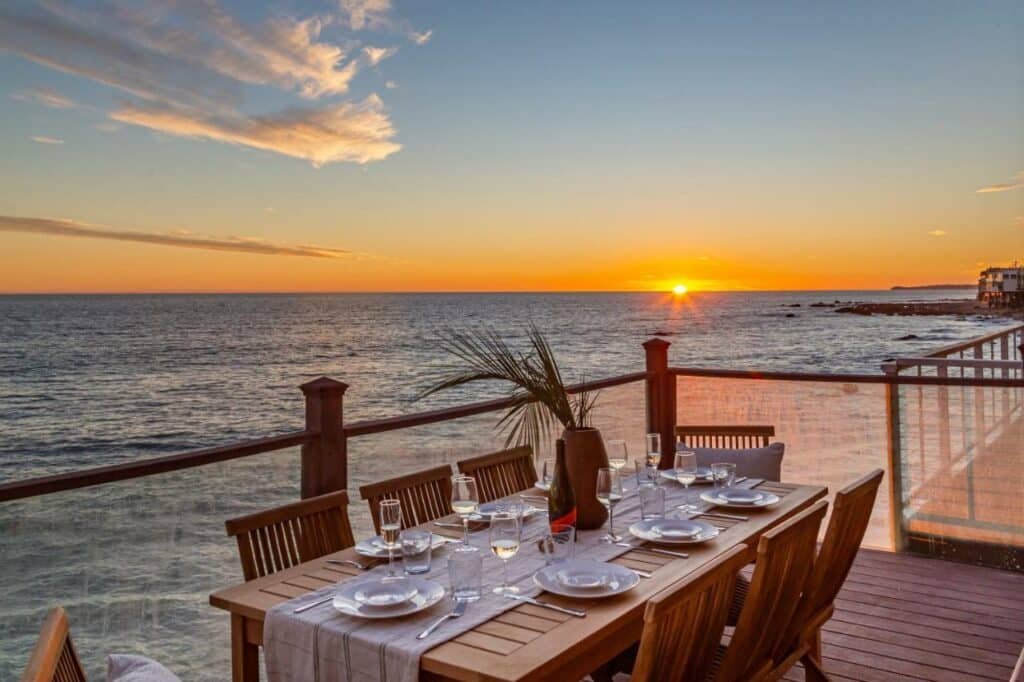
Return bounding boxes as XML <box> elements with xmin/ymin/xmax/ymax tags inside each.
<box><xmin>210</xmin><ymin>480</ymin><xmax>826</xmax><ymax>682</ymax></box>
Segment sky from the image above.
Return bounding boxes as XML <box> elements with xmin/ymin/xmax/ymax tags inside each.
<box><xmin>0</xmin><ymin>0</ymin><xmax>1021</xmax><ymax>293</ymax></box>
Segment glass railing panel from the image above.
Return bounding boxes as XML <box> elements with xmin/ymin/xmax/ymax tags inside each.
<box><xmin>898</xmin><ymin>380</ymin><xmax>1024</xmax><ymax>569</ymax></box>
<box><xmin>674</xmin><ymin>375</ymin><xmax>892</xmax><ymax>549</ymax></box>
<box><xmin>0</xmin><ymin>447</ymin><xmax>302</xmax><ymax>681</ymax></box>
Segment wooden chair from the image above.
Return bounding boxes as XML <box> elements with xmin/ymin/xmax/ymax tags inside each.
<box><xmin>225</xmin><ymin>490</ymin><xmax>355</xmax><ymax>581</ymax></box>
<box><xmin>768</xmin><ymin>469</ymin><xmax>885</xmax><ymax>681</ymax></box>
<box><xmin>359</xmin><ymin>464</ymin><xmax>454</xmax><ymax>533</ymax></box>
<box><xmin>713</xmin><ymin>500</ymin><xmax>828</xmax><ymax>681</ymax></box>
<box><xmin>629</xmin><ymin>545</ymin><xmax>749</xmax><ymax>682</ymax></box>
<box><xmin>456</xmin><ymin>445</ymin><xmax>537</xmax><ymax>503</ymax></box>
<box><xmin>21</xmin><ymin>607</ymin><xmax>87</xmax><ymax>682</ymax></box>
<box><xmin>675</xmin><ymin>425</ymin><xmax>775</xmax><ymax>449</ymax></box>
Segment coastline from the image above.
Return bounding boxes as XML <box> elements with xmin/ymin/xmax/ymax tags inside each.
<box><xmin>833</xmin><ymin>298</ymin><xmax>1023</xmax><ymax>321</ymax></box>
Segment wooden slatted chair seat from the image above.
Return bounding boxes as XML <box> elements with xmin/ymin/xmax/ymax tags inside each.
<box><xmin>21</xmin><ymin>607</ymin><xmax>87</xmax><ymax>682</ymax></box>
<box><xmin>359</xmin><ymin>464</ymin><xmax>454</xmax><ymax>533</ymax></box>
<box><xmin>676</xmin><ymin>425</ymin><xmax>775</xmax><ymax>449</ymax></box>
<box><xmin>456</xmin><ymin>446</ymin><xmax>536</xmax><ymax>503</ymax></box>
<box><xmin>225</xmin><ymin>490</ymin><xmax>355</xmax><ymax>581</ymax></box>
<box><xmin>714</xmin><ymin>499</ymin><xmax>828</xmax><ymax>681</ymax></box>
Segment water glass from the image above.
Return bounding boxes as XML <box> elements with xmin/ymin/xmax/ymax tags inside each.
<box><xmin>540</xmin><ymin>523</ymin><xmax>575</xmax><ymax>564</ymax></box>
<box><xmin>712</xmin><ymin>462</ymin><xmax>736</xmax><ymax>489</ymax></box>
<box><xmin>540</xmin><ymin>459</ymin><xmax>553</xmax><ymax>488</ymax></box>
<box><xmin>635</xmin><ymin>458</ymin><xmax>658</xmax><ymax>487</ymax></box>
<box><xmin>400</xmin><ymin>530</ymin><xmax>432</xmax><ymax>575</ymax></box>
<box><xmin>639</xmin><ymin>485</ymin><xmax>665</xmax><ymax>520</ymax></box>
<box><xmin>448</xmin><ymin>545</ymin><xmax>483</xmax><ymax>602</ymax></box>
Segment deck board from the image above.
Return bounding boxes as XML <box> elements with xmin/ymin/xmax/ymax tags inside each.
<box><xmin>767</xmin><ymin>548</ymin><xmax>1024</xmax><ymax>681</ymax></box>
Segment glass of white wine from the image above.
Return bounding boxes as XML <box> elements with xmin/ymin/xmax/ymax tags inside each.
<box><xmin>379</xmin><ymin>499</ymin><xmax>403</xmax><ymax>577</ymax></box>
<box><xmin>596</xmin><ymin>467</ymin><xmax>623</xmax><ymax>543</ymax></box>
<box><xmin>489</xmin><ymin>512</ymin><xmax>521</xmax><ymax>595</ymax></box>
<box><xmin>606</xmin><ymin>439</ymin><xmax>629</xmax><ymax>472</ymax></box>
<box><xmin>645</xmin><ymin>432</ymin><xmax>661</xmax><ymax>468</ymax></box>
<box><xmin>451</xmin><ymin>476</ymin><xmax>480</xmax><ymax>545</ymax></box>
<box><xmin>674</xmin><ymin>451</ymin><xmax>699</xmax><ymax>513</ymax></box>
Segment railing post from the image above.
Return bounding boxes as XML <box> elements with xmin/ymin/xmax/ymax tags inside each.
<box><xmin>881</xmin><ymin>364</ymin><xmax>906</xmax><ymax>552</ymax></box>
<box><xmin>643</xmin><ymin>339</ymin><xmax>676</xmax><ymax>469</ymax></box>
<box><xmin>300</xmin><ymin>377</ymin><xmax>348</xmax><ymax>499</ymax></box>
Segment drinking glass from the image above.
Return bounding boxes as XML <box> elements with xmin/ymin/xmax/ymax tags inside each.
<box><xmin>639</xmin><ymin>485</ymin><xmax>665</xmax><ymax>520</ymax></box>
<box><xmin>489</xmin><ymin>512</ymin><xmax>521</xmax><ymax>595</ymax></box>
<box><xmin>635</xmin><ymin>459</ymin><xmax>658</xmax><ymax>487</ymax></box>
<box><xmin>400</xmin><ymin>529</ymin><xmax>432</xmax><ymax>575</ymax></box>
<box><xmin>448</xmin><ymin>545</ymin><xmax>483</xmax><ymax>602</ymax></box>
<box><xmin>541</xmin><ymin>523</ymin><xmax>575</xmax><ymax>564</ymax></box>
<box><xmin>645</xmin><ymin>433</ymin><xmax>661</xmax><ymax>468</ymax></box>
<box><xmin>451</xmin><ymin>475</ymin><xmax>480</xmax><ymax>545</ymax></box>
<box><xmin>712</xmin><ymin>462</ymin><xmax>736</xmax><ymax>489</ymax></box>
<box><xmin>674</xmin><ymin>451</ymin><xmax>699</xmax><ymax>513</ymax></box>
<box><xmin>606</xmin><ymin>440</ymin><xmax>629</xmax><ymax>472</ymax></box>
<box><xmin>540</xmin><ymin>459</ymin><xmax>553</xmax><ymax>489</ymax></box>
<box><xmin>379</xmin><ymin>499</ymin><xmax>403</xmax><ymax>577</ymax></box>
<box><xmin>596</xmin><ymin>467</ymin><xmax>623</xmax><ymax>543</ymax></box>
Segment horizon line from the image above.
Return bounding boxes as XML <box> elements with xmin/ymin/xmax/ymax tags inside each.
<box><xmin>0</xmin><ymin>287</ymin><xmax>976</xmax><ymax>296</ymax></box>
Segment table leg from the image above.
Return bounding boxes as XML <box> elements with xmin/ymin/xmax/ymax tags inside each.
<box><xmin>231</xmin><ymin>613</ymin><xmax>260</xmax><ymax>682</ymax></box>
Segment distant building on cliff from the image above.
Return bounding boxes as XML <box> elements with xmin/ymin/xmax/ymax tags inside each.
<box><xmin>978</xmin><ymin>263</ymin><xmax>1023</xmax><ymax>307</ymax></box>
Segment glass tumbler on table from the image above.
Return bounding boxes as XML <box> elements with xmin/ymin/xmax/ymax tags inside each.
<box><xmin>379</xmin><ymin>499</ymin><xmax>403</xmax><ymax>577</ymax></box>
<box><xmin>400</xmin><ymin>529</ymin><xmax>432</xmax><ymax>575</ymax></box>
<box><xmin>540</xmin><ymin>523</ymin><xmax>575</xmax><ymax>565</ymax></box>
<box><xmin>489</xmin><ymin>512</ymin><xmax>521</xmax><ymax>595</ymax></box>
<box><xmin>639</xmin><ymin>484</ymin><xmax>666</xmax><ymax>521</ymax></box>
<box><xmin>448</xmin><ymin>545</ymin><xmax>483</xmax><ymax>602</ymax></box>
<box><xmin>451</xmin><ymin>475</ymin><xmax>480</xmax><ymax>545</ymax></box>
<box><xmin>596</xmin><ymin>467</ymin><xmax>624</xmax><ymax>543</ymax></box>
<box><xmin>712</xmin><ymin>462</ymin><xmax>736</xmax><ymax>489</ymax></box>
<box><xmin>674</xmin><ymin>451</ymin><xmax>699</xmax><ymax>513</ymax></box>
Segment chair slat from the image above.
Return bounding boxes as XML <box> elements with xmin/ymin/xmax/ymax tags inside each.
<box><xmin>359</xmin><ymin>465</ymin><xmax>454</xmax><ymax>534</ymax></box>
<box><xmin>456</xmin><ymin>446</ymin><xmax>536</xmax><ymax>503</ymax></box>
<box><xmin>21</xmin><ymin>608</ymin><xmax>87</xmax><ymax>682</ymax></box>
<box><xmin>676</xmin><ymin>425</ymin><xmax>776</xmax><ymax>450</ymax></box>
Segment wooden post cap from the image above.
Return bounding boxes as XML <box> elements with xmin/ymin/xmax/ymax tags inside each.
<box><xmin>299</xmin><ymin>376</ymin><xmax>349</xmax><ymax>395</ymax></box>
<box><xmin>642</xmin><ymin>338</ymin><xmax>671</xmax><ymax>351</ymax></box>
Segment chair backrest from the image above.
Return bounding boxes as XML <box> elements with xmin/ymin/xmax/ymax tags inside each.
<box><xmin>225</xmin><ymin>490</ymin><xmax>355</xmax><ymax>581</ymax></box>
<box><xmin>784</xmin><ymin>469</ymin><xmax>884</xmax><ymax>650</ymax></box>
<box><xmin>359</xmin><ymin>464</ymin><xmax>454</xmax><ymax>533</ymax></box>
<box><xmin>631</xmin><ymin>545</ymin><xmax>749</xmax><ymax>682</ymax></box>
<box><xmin>676</xmin><ymin>424</ymin><xmax>775</xmax><ymax>449</ymax></box>
<box><xmin>21</xmin><ymin>608</ymin><xmax>87</xmax><ymax>682</ymax></box>
<box><xmin>715</xmin><ymin>500</ymin><xmax>828</xmax><ymax>682</ymax></box>
<box><xmin>456</xmin><ymin>446</ymin><xmax>536</xmax><ymax>503</ymax></box>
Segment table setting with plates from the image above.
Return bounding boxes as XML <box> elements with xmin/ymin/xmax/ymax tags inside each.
<box><xmin>262</xmin><ymin>466</ymin><xmax>773</xmax><ymax>682</ymax></box>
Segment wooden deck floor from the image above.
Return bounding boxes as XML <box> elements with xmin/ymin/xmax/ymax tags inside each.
<box><xmin>780</xmin><ymin>548</ymin><xmax>1024</xmax><ymax>681</ymax></box>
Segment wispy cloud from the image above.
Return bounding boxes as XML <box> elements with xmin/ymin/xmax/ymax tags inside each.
<box><xmin>928</xmin><ymin>229</ymin><xmax>948</xmax><ymax>237</ymax></box>
<box><xmin>384</xmin><ymin>80</ymin><xmax>397</xmax><ymax>89</ymax></box>
<box><xmin>339</xmin><ymin>0</ymin><xmax>431</xmax><ymax>44</ymax></box>
<box><xmin>410</xmin><ymin>30</ymin><xmax>432</xmax><ymax>45</ymax></box>
<box><xmin>976</xmin><ymin>171</ymin><xmax>1024</xmax><ymax>194</ymax></box>
<box><xmin>30</xmin><ymin>135</ymin><xmax>64</xmax><ymax>144</ymax></box>
<box><xmin>0</xmin><ymin>215</ymin><xmax>355</xmax><ymax>259</ymax></box>
<box><xmin>11</xmin><ymin>87</ymin><xmax>76</xmax><ymax>109</ymax></box>
<box><xmin>111</xmin><ymin>94</ymin><xmax>399</xmax><ymax>166</ymax></box>
<box><xmin>363</xmin><ymin>45</ymin><xmax>397</xmax><ymax>66</ymax></box>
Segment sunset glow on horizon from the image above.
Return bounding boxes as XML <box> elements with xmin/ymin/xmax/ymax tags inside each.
<box><xmin>0</xmin><ymin>1</ymin><xmax>1020</xmax><ymax>294</ymax></box>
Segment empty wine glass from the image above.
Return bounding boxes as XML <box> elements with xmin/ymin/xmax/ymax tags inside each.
<box><xmin>451</xmin><ymin>476</ymin><xmax>479</xmax><ymax>545</ymax></box>
<box><xmin>379</xmin><ymin>499</ymin><xmax>403</xmax><ymax>577</ymax></box>
<box><xmin>540</xmin><ymin>459</ymin><xmax>553</xmax><ymax>489</ymax></box>
<box><xmin>489</xmin><ymin>512</ymin><xmax>521</xmax><ymax>595</ymax></box>
<box><xmin>675</xmin><ymin>451</ymin><xmax>699</xmax><ymax>513</ymax></box>
<box><xmin>596</xmin><ymin>467</ymin><xmax>623</xmax><ymax>543</ymax></box>
<box><xmin>606</xmin><ymin>439</ymin><xmax>629</xmax><ymax>472</ymax></box>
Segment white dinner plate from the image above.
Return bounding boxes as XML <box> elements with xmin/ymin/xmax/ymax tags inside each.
<box><xmin>333</xmin><ymin>576</ymin><xmax>445</xmax><ymax>619</ymax></box>
<box><xmin>534</xmin><ymin>559</ymin><xmax>639</xmax><ymax>599</ymax></box>
<box><xmin>700</xmin><ymin>488</ymin><xmax>780</xmax><ymax>509</ymax></box>
<box><xmin>629</xmin><ymin>518</ymin><xmax>719</xmax><ymax>545</ymax></box>
<box><xmin>470</xmin><ymin>501</ymin><xmax>540</xmax><ymax>521</ymax></box>
<box><xmin>355</xmin><ymin>533</ymin><xmax>450</xmax><ymax>558</ymax></box>
<box><xmin>352</xmin><ymin>577</ymin><xmax>419</xmax><ymax>607</ymax></box>
<box><xmin>659</xmin><ymin>467</ymin><xmax>714</xmax><ymax>484</ymax></box>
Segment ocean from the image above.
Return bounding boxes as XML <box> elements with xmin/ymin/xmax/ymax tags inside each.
<box><xmin>0</xmin><ymin>290</ymin><xmax>1012</xmax><ymax>678</ymax></box>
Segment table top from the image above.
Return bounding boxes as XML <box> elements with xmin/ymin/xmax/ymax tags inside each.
<box><xmin>210</xmin><ymin>480</ymin><xmax>826</xmax><ymax>682</ymax></box>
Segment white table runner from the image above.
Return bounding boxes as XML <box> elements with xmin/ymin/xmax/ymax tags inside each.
<box><xmin>264</xmin><ymin>476</ymin><xmax>762</xmax><ymax>682</ymax></box>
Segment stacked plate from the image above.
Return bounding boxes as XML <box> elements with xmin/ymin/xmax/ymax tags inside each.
<box><xmin>534</xmin><ymin>559</ymin><xmax>639</xmax><ymax>598</ymax></box>
<box><xmin>628</xmin><ymin>518</ymin><xmax>718</xmax><ymax>545</ymax></box>
<box><xmin>355</xmin><ymin>533</ymin><xmax>450</xmax><ymax>558</ymax></box>
<box><xmin>659</xmin><ymin>466</ymin><xmax>714</xmax><ymax>484</ymax></box>
<box><xmin>333</xmin><ymin>576</ymin><xmax>445</xmax><ymax>618</ymax></box>
<box><xmin>471</xmin><ymin>501</ymin><xmax>541</xmax><ymax>521</ymax></box>
<box><xmin>700</xmin><ymin>487</ymin><xmax>780</xmax><ymax>509</ymax></box>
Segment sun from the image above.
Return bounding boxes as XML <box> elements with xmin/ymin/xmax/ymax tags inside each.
<box><xmin>672</xmin><ymin>284</ymin><xmax>688</xmax><ymax>295</ymax></box>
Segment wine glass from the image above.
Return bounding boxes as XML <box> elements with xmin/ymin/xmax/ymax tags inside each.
<box><xmin>540</xmin><ymin>459</ymin><xmax>553</xmax><ymax>489</ymax></box>
<box><xmin>674</xmin><ymin>451</ymin><xmax>699</xmax><ymax>513</ymax></box>
<box><xmin>596</xmin><ymin>467</ymin><xmax>623</xmax><ymax>543</ymax></box>
<box><xmin>451</xmin><ymin>476</ymin><xmax>480</xmax><ymax>545</ymax></box>
<box><xmin>645</xmin><ymin>432</ymin><xmax>661</xmax><ymax>468</ymax></box>
<box><xmin>606</xmin><ymin>439</ymin><xmax>629</xmax><ymax>472</ymax></box>
<box><xmin>489</xmin><ymin>512</ymin><xmax>521</xmax><ymax>595</ymax></box>
<box><xmin>379</xmin><ymin>499</ymin><xmax>403</xmax><ymax>577</ymax></box>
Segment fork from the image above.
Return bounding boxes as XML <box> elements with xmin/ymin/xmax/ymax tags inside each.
<box><xmin>417</xmin><ymin>599</ymin><xmax>468</xmax><ymax>639</ymax></box>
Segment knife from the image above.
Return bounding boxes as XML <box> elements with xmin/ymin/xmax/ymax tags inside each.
<box><xmin>504</xmin><ymin>594</ymin><xmax>586</xmax><ymax>617</ymax></box>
